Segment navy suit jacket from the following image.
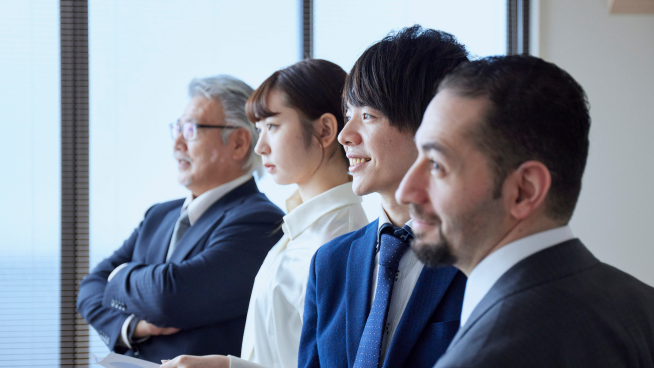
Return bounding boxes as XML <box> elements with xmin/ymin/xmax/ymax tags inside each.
<box><xmin>435</xmin><ymin>239</ymin><xmax>654</xmax><ymax>368</ymax></box>
<box><xmin>77</xmin><ymin>178</ymin><xmax>285</xmax><ymax>363</ymax></box>
<box><xmin>299</xmin><ymin>220</ymin><xmax>467</xmax><ymax>368</ymax></box>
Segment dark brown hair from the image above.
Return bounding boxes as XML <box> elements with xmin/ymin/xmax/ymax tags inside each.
<box><xmin>439</xmin><ymin>55</ymin><xmax>591</xmax><ymax>222</ymax></box>
<box><xmin>246</xmin><ymin>59</ymin><xmax>348</xmax><ymax>166</ymax></box>
<box><xmin>344</xmin><ymin>25</ymin><xmax>469</xmax><ymax>133</ymax></box>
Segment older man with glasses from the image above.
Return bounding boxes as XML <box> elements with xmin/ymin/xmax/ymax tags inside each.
<box><xmin>78</xmin><ymin>75</ymin><xmax>285</xmax><ymax>363</ymax></box>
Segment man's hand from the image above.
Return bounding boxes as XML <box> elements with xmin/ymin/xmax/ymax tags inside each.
<box><xmin>160</xmin><ymin>355</ymin><xmax>229</xmax><ymax>368</ymax></box>
<box><xmin>133</xmin><ymin>320</ymin><xmax>180</xmax><ymax>338</ymax></box>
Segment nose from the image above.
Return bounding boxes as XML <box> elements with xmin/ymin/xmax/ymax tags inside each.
<box><xmin>396</xmin><ymin>157</ymin><xmax>429</xmax><ymax>206</ymax></box>
<box><xmin>174</xmin><ymin>129</ymin><xmax>187</xmax><ymax>153</ymax></box>
<box><xmin>338</xmin><ymin>117</ymin><xmax>362</xmax><ymax>147</ymax></box>
<box><xmin>254</xmin><ymin>130</ymin><xmax>269</xmax><ymax>156</ymax></box>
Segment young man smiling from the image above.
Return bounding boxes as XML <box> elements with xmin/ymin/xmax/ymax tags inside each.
<box><xmin>298</xmin><ymin>25</ymin><xmax>469</xmax><ymax>368</ymax></box>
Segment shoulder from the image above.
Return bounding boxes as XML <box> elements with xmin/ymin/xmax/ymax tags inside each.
<box><xmin>499</xmin><ymin>261</ymin><xmax>654</xmax><ymax>317</ymax></box>
<box><xmin>530</xmin><ymin>260</ymin><xmax>654</xmax><ymax>312</ymax></box>
<box><xmin>225</xmin><ymin>191</ymin><xmax>285</xmax><ymax>223</ymax></box>
<box><xmin>309</xmin><ymin>203</ymin><xmax>369</xmax><ymax>243</ymax></box>
<box><xmin>221</xmin><ymin>177</ymin><xmax>285</xmax><ymax>219</ymax></box>
<box><xmin>146</xmin><ymin>198</ymin><xmax>185</xmax><ymax>217</ymax></box>
<box><xmin>312</xmin><ymin>219</ymin><xmax>377</xmax><ymax>265</ymax></box>
<box><xmin>483</xmin><ymin>261</ymin><xmax>654</xmax><ymax>341</ymax></box>
<box><xmin>580</xmin><ymin>261</ymin><xmax>654</xmax><ymax>311</ymax></box>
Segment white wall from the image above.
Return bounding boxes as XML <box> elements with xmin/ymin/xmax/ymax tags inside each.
<box><xmin>536</xmin><ymin>0</ymin><xmax>654</xmax><ymax>286</ymax></box>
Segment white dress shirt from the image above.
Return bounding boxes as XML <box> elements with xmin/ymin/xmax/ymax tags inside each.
<box><xmin>229</xmin><ymin>182</ymin><xmax>368</xmax><ymax>368</ymax></box>
<box><xmin>460</xmin><ymin>225</ymin><xmax>575</xmax><ymax>327</ymax></box>
<box><xmin>371</xmin><ymin>207</ymin><xmax>425</xmax><ymax>365</ymax></box>
<box><xmin>117</xmin><ymin>173</ymin><xmax>253</xmax><ymax>349</ymax></box>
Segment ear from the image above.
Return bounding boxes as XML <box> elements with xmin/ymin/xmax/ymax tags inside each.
<box><xmin>504</xmin><ymin>160</ymin><xmax>552</xmax><ymax>220</ymax></box>
<box><xmin>229</xmin><ymin>128</ymin><xmax>252</xmax><ymax>161</ymax></box>
<box><xmin>315</xmin><ymin>113</ymin><xmax>339</xmax><ymax>147</ymax></box>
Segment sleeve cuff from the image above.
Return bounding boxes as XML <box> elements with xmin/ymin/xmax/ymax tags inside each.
<box><xmin>108</xmin><ymin>263</ymin><xmax>129</xmax><ymax>282</ymax></box>
<box><xmin>120</xmin><ymin>314</ymin><xmax>137</xmax><ymax>349</ymax></box>
<box><xmin>228</xmin><ymin>355</ymin><xmax>267</xmax><ymax>368</ymax></box>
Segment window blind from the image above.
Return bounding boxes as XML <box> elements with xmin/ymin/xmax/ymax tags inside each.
<box><xmin>507</xmin><ymin>0</ymin><xmax>530</xmax><ymax>55</ymax></box>
<box><xmin>60</xmin><ymin>1</ymin><xmax>90</xmax><ymax>367</ymax></box>
<box><xmin>303</xmin><ymin>0</ymin><xmax>314</xmax><ymax>59</ymax></box>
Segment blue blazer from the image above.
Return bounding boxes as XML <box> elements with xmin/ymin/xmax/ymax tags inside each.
<box><xmin>299</xmin><ymin>220</ymin><xmax>467</xmax><ymax>368</ymax></box>
<box><xmin>77</xmin><ymin>178</ymin><xmax>285</xmax><ymax>363</ymax></box>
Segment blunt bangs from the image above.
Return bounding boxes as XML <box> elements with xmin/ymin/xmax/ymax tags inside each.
<box><xmin>245</xmin><ymin>71</ymin><xmax>281</xmax><ymax>123</ymax></box>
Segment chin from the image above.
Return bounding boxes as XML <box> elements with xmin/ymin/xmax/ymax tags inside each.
<box><xmin>269</xmin><ymin>170</ymin><xmax>295</xmax><ymax>186</ymax></box>
<box><xmin>351</xmin><ymin>177</ymin><xmax>372</xmax><ymax>197</ymax></box>
<box><xmin>178</xmin><ymin>174</ymin><xmax>192</xmax><ymax>187</ymax></box>
<box><xmin>411</xmin><ymin>229</ymin><xmax>457</xmax><ymax>268</ymax></box>
<box><xmin>271</xmin><ymin>176</ymin><xmax>292</xmax><ymax>186</ymax></box>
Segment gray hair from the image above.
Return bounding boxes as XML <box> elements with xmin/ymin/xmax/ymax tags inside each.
<box><xmin>188</xmin><ymin>75</ymin><xmax>263</xmax><ymax>178</ymax></box>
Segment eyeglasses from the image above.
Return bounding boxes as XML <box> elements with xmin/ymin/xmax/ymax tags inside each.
<box><xmin>170</xmin><ymin>121</ymin><xmax>240</xmax><ymax>141</ymax></box>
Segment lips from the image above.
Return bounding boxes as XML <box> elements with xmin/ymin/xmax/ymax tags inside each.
<box><xmin>175</xmin><ymin>152</ymin><xmax>192</xmax><ymax>164</ymax></box>
<box><xmin>176</xmin><ymin>158</ymin><xmax>191</xmax><ymax>170</ymax></box>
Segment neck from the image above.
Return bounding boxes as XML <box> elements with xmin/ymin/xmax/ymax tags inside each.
<box><xmin>380</xmin><ymin>191</ymin><xmax>410</xmax><ymax>227</ymax></box>
<box><xmin>460</xmin><ymin>215</ymin><xmax>563</xmax><ymax>275</ymax></box>
<box><xmin>297</xmin><ymin>157</ymin><xmax>349</xmax><ymax>203</ymax></box>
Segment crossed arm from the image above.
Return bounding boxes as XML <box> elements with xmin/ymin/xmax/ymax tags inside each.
<box><xmin>77</xmin><ymin>225</ymin><xmax>142</xmax><ymax>352</ymax></box>
<box><xmin>78</xmin><ymin>212</ymin><xmax>278</xmax><ymax>351</ymax></box>
<box><xmin>102</xmin><ymin>219</ymin><xmax>270</xmax><ymax>328</ymax></box>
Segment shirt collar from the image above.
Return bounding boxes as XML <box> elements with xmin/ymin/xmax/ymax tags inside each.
<box><xmin>182</xmin><ymin>172</ymin><xmax>253</xmax><ymax>225</ymax></box>
<box><xmin>376</xmin><ymin>205</ymin><xmax>413</xmax><ymax>249</ymax></box>
<box><xmin>281</xmin><ymin>182</ymin><xmax>362</xmax><ymax>240</ymax></box>
<box><xmin>460</xmin><ymin>225</ymin><xmax>575</xmax><ymax>327</ymax></box>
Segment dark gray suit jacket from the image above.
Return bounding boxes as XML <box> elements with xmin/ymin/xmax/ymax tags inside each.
<box><xmin>435</xmin><ymin>239</ymin><xmax>654</xmax><ymax>368</ymax></box>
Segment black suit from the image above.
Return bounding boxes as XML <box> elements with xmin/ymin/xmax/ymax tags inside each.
<box><xmin>435</xmin><ymin>239</ymin><xmax>654</xmax><ymax>368</ymax></box>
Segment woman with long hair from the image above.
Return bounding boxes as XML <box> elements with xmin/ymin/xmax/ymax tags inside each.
<box><xmin>162</xmin><ymin>59</ymin><xmax>368</xmax><ymax>368</ymax></box>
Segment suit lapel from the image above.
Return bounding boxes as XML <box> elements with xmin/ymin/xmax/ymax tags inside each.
<box><xmin>168</xmin><ymin>178</ymin><xmax>258</xmax><ymax>263</ymax></box>
<box><xmin>345</xmin><ymin>220</ymin><xmax>379</xmax><ymax>366</ymax></box>
<box><xmin>382</xmin><ymin>266</ymin><xmax>460</xmax><ymax>368</ymax></box>
<box><xmin>147</xmin><ymin>208</ymin><xmax>181</xmax><ymax>264</ymax></box>
<box><xmin>447</xmin><ymin>239</ymin><xmax>598</xmax><ymax>351</ymax></box>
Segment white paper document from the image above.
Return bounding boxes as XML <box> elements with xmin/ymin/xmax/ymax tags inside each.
<box><xmin>91</xmin><ymin>352</ymin><xmax>160</xmax><ymax>368</ymax></box>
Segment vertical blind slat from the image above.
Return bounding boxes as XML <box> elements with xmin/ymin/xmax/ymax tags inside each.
<box><xmin>60</xmin><ymin>1</ymin><xmax>90</xmax><ymax>367</ymax></box>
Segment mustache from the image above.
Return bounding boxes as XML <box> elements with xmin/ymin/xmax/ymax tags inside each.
<box><xmin>409</xmin><ymin>203</ymin><xmax>440</xmax><ymax>224</ymax></box>
<box><xmin>174</xmin><ymin>151</ymin><xmax>192</xmax><ymax>163</ymax></box>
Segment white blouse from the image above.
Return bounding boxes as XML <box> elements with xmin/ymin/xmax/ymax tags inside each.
<box><xmin>229</xmin><ymin>182</ymin><xmax>368</xmax><ymax>368</ymax></box>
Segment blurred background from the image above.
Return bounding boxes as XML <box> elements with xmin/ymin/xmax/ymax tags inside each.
<box><xmin>0</xmin><ymin>0</ymin><xmax>652</xmax><ymax>366</ymax></box>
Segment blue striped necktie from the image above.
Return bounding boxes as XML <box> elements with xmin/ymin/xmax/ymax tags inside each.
<box><xmin>353</xmin><ymin>225</ymin><xmax>412</xmax><ymax>368</ymax></box>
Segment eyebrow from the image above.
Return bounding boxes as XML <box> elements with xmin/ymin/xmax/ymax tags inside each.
<box><xmin>421</xmin><ymin>142</ymin><xmax>452</xmax><ymax>158</ymax></box>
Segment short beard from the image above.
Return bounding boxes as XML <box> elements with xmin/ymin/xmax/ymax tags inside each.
<box><xmin>412</xmin><ymin>226</ymin><xmax>457</xmax><ymax>268</ymax></box>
